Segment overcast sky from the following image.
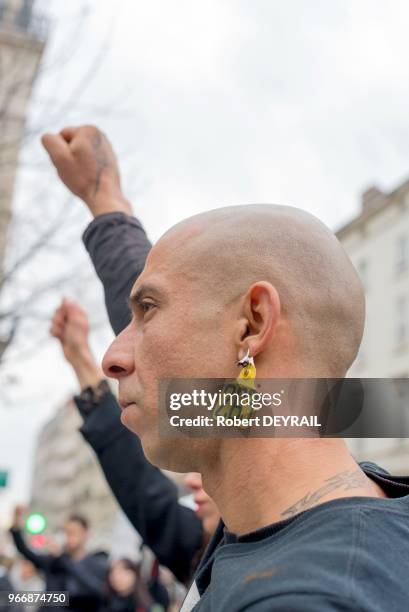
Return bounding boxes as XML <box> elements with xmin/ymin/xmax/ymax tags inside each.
<box><xmin>2</xmin><ymin>0</ymin><xmax>409</xmax><ymax>524</ymax></box>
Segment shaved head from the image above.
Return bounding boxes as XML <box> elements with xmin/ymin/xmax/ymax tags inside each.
<box><xmin>159</xmin><ymin>204</ymin><xmax>364</xmax><ymax>376</ymax></box>
<box><xmin>103</xmin><ymin>203</ymin><xmax>365</xmax><ymax>470</ymax></box>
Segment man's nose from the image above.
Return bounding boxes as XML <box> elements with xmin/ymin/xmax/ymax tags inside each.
<box><xmin>102</xmin><ymin>324</ymin><xmax>135</xmax><ymax>379</ymax></box>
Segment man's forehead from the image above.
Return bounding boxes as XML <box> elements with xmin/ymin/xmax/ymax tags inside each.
<box><xmin>129</xmin><ymin>255</ymin><xmax>180</xmax><ymax>300</ymax></box>
<box><xmin>129</xmin><ymin>221</ymin><xmax>210</xmax><ymax>300</ymax></box>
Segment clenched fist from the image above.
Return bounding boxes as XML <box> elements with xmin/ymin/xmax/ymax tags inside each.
<box><xmin>50</xmin><ymin>298</ymin><xmax>103</xmax><ymax>389</ymax></box>
<box><xmin>50</xmin><ymin>298</ymin><xmax>90</xmax><ymax>364</ymax></box>
<box><xmin>12</xmin><ymin>505</ymin><xmax>27</xmax><ymax>529</ymax></box>
<box><xmin>42</xmin><ymin>125</ymin><xmax>132</xmax><ymax>217</ymax></box>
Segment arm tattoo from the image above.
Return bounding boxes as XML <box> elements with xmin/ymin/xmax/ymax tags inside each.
<box><xmin>280</xmin><ymin>469</ymin><xmax>369</xmax><ymax>518</ymax></box>
<box><xmin>91</xmin><ymin>133</ymin><xmax>110</xmax><ymax>197</ymax></box>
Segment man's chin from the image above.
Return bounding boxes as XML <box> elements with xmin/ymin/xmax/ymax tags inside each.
<box><xmin>120</xmin><ymin>407</ymin><xmax>202</xmax><ymax>473</ymax></box>
<box><xmin>120</xmin><ymin>405</ymin><xmax>144</xmax><ymax>435</ymax></box>
<box><xmin>142</xmin><ymin>437</ymin><xmax>196</xmax><ymax>473</ymax></box>
<box><xmin>119</xmin><ymin>407</ymin><xmax>167</xmax><ymax>469</ymax></box>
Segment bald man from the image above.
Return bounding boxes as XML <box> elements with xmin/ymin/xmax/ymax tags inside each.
<box><xmin>100</xmin><ymin>204</ymin><xmax>409</xmax><ymax>611</ymax></box>
<box><xmin>43</xmin><ymin>126</ymin><xmax>409</xmax><ymax>611</ymax></box>
<box><xmin>104</xmin><ymin>204</ymin><xmax>366</xmax><ymax>464</ymax></box>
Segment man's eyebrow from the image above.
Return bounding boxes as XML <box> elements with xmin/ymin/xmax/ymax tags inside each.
<box><xmin>127</xmin><ymin>284</ymin><xmax>163</xmax><ymax>310</ymax></box>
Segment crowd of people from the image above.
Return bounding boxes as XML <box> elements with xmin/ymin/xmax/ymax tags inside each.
<box><xmin>2</xmin><ymin>507</ymin><xmax>171</xmax><ymax>612</ymax></box>
<box><xmin>1</xmin><ymin>124</ymin><xmax>409</xmax><ymax>610</ymax></box>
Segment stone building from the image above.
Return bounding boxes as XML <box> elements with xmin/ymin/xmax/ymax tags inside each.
<box><xmin>338</xmin><ymin>180</ymin><xmax>409</xmax><ymax>473</ymax></box>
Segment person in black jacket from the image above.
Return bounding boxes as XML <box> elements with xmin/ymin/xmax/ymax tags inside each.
<box><xmin>10</xmin><ymin>508</ymin><xmax>107</xmax><ymax>612</ymax></box>
<box><xmin>49</xmin><ymin>297</ymin><xmax>220</xmax><ymax>585</ymax></box>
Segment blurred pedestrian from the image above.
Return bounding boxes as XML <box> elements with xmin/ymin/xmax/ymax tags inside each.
<box><xmin>104</xmin><ymin>558</ymin><xmax>160</xmax><ymax>612</ymax></box>
<box><xmin>10</xmin><ymin>508</ymin><xmax>107</xmax><ymax>612</ymax></box>
<box><xmin>9</xmin><ymin>559</ymin><xmax>44</xmax><ymax>612</ymax></box>
<box><xmin>10</xmin><ymin>559</ymin><xmax>43</xmax><ymax>591</ymax></box>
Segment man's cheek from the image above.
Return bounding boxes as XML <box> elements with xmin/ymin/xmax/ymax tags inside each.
<box><xmin>143</xmin><ymin>333</ymin><xmax>179</xmax><ymax>373</ymax></box>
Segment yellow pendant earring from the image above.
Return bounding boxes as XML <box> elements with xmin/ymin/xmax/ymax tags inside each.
<box><xmin>237</xmin><ymin>349</ymin><xmax>256</xmax><ymax>386</ymax></box>
<box><xmin>210</xmin><ymin>349</ymin><xmax>258</xmax><ymax>427</ymax></box>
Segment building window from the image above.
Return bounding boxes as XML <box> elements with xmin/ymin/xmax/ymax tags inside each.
<box><xmin>396</xmin><ymin>234</ymin><xmax>408</xmax><ymax>273</ymax></box>
<box><xmin>357</xmin><ymin>260</ymin><xmax>368</xmax><ymax>290</ymax></box>
<box><xmin>395</xmin><ymin>295</ymin><xmax>408</xmax><ymax>346</ymax></box>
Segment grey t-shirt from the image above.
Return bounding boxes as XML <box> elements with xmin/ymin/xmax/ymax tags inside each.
<box><xmin>183</xmin><ymin>462</ymin><xmax>409</xmax><ymax>611</ymax></box>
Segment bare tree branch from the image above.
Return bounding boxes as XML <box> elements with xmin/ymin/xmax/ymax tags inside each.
<box><xmin>0</xmin><ymin>3</ymin><xmax>117</xmax><ymax>369</ymax></box>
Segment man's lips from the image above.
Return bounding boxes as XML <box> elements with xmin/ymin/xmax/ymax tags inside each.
<box><xmin>118</xmin><ymin>398</ymin><xmax>137</xmax><ymax>411</ymax></box>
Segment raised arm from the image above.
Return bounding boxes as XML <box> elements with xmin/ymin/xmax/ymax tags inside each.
<box><xmin>42</xmin><ymin>125</ymin><xmax>151</xmax><ymax>335</ymax></box>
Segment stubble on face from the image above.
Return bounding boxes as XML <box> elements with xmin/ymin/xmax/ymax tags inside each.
<box><xmin>119</xmin><ymin>230</ymin><xmax>235</xmax><ymax>472</ymax></box>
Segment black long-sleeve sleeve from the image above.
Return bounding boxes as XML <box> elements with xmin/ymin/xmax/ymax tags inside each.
<box><xmin>76</xmin><ymin>391</ymin><xmax>203</xmax><ymax>584</ymax></box>
<box><xmin>82</xmin><ymin>212</ymin><xmax>152</xmax><ymax>335</ymax></box>
<box><xmin>56</xmin><ymin>553</ymin><xmax>107</xmax><ymax>597</ymax></box>
<box><xmin>9</xmin><ymin>528</ymin><xmax>55</xmax><ymax>572</ymax></box>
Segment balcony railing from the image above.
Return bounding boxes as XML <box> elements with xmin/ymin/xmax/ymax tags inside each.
<box><xmin>0</xmin><ymin>2</ymin><xmax>49</xmax><ymax>42</ymax></box>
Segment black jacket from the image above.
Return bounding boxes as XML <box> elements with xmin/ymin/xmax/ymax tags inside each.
<box><xmin>81</xmin><ymin>212</ymin><xmax>203</xmax><ymax>584</ymax></box>
<box><xmin>10</xmin><ymin>529</ymin><xmax>107</xmax><ymax>612</ymax></box>
<box><xmin>76</xmin><ymin>391</ymin><xmax>203</xmax><ymax>584</ymax></box>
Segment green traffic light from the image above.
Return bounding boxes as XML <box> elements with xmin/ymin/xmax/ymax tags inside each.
<box><xmin>25</xmin><ymin>513</ymin><xmax>47</xmax><ymax>535</ymax></box>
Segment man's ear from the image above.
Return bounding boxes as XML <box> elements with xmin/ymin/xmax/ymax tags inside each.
<box><xmin>237</xmin><ymin>282</ymin><xmax>280</xmax><ymax>358</ymax></box>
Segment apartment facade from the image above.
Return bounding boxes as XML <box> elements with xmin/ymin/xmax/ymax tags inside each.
<box><xmin>337</xmin><ymin>181</ymin><xmax>409</xmax><ymax>472</ymax></box>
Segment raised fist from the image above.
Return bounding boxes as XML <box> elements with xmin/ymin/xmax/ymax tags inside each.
<box><xmin>12</xmin><ymin>505</ymin><xmax>27</xmax><ymax>529</ymax></box>
<box><xmin>42</xmin><ymin>125</ymin><xmax>132</xmax><ymax>217</ymax></box>
<box><xmin>50</xmin><ymin>298</ymin><xmax>90</xmax><ymax>365</ymax></box>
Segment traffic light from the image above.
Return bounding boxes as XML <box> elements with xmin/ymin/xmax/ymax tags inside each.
<box><xmin>30</xmin><ymin>534</ymin><xmax>47</xmax><ymax>549</ymax></box>
<box><xmin>25</xmin><ymin>513</ymin><xmax>47</xmax><ymax>535</ymax></box>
